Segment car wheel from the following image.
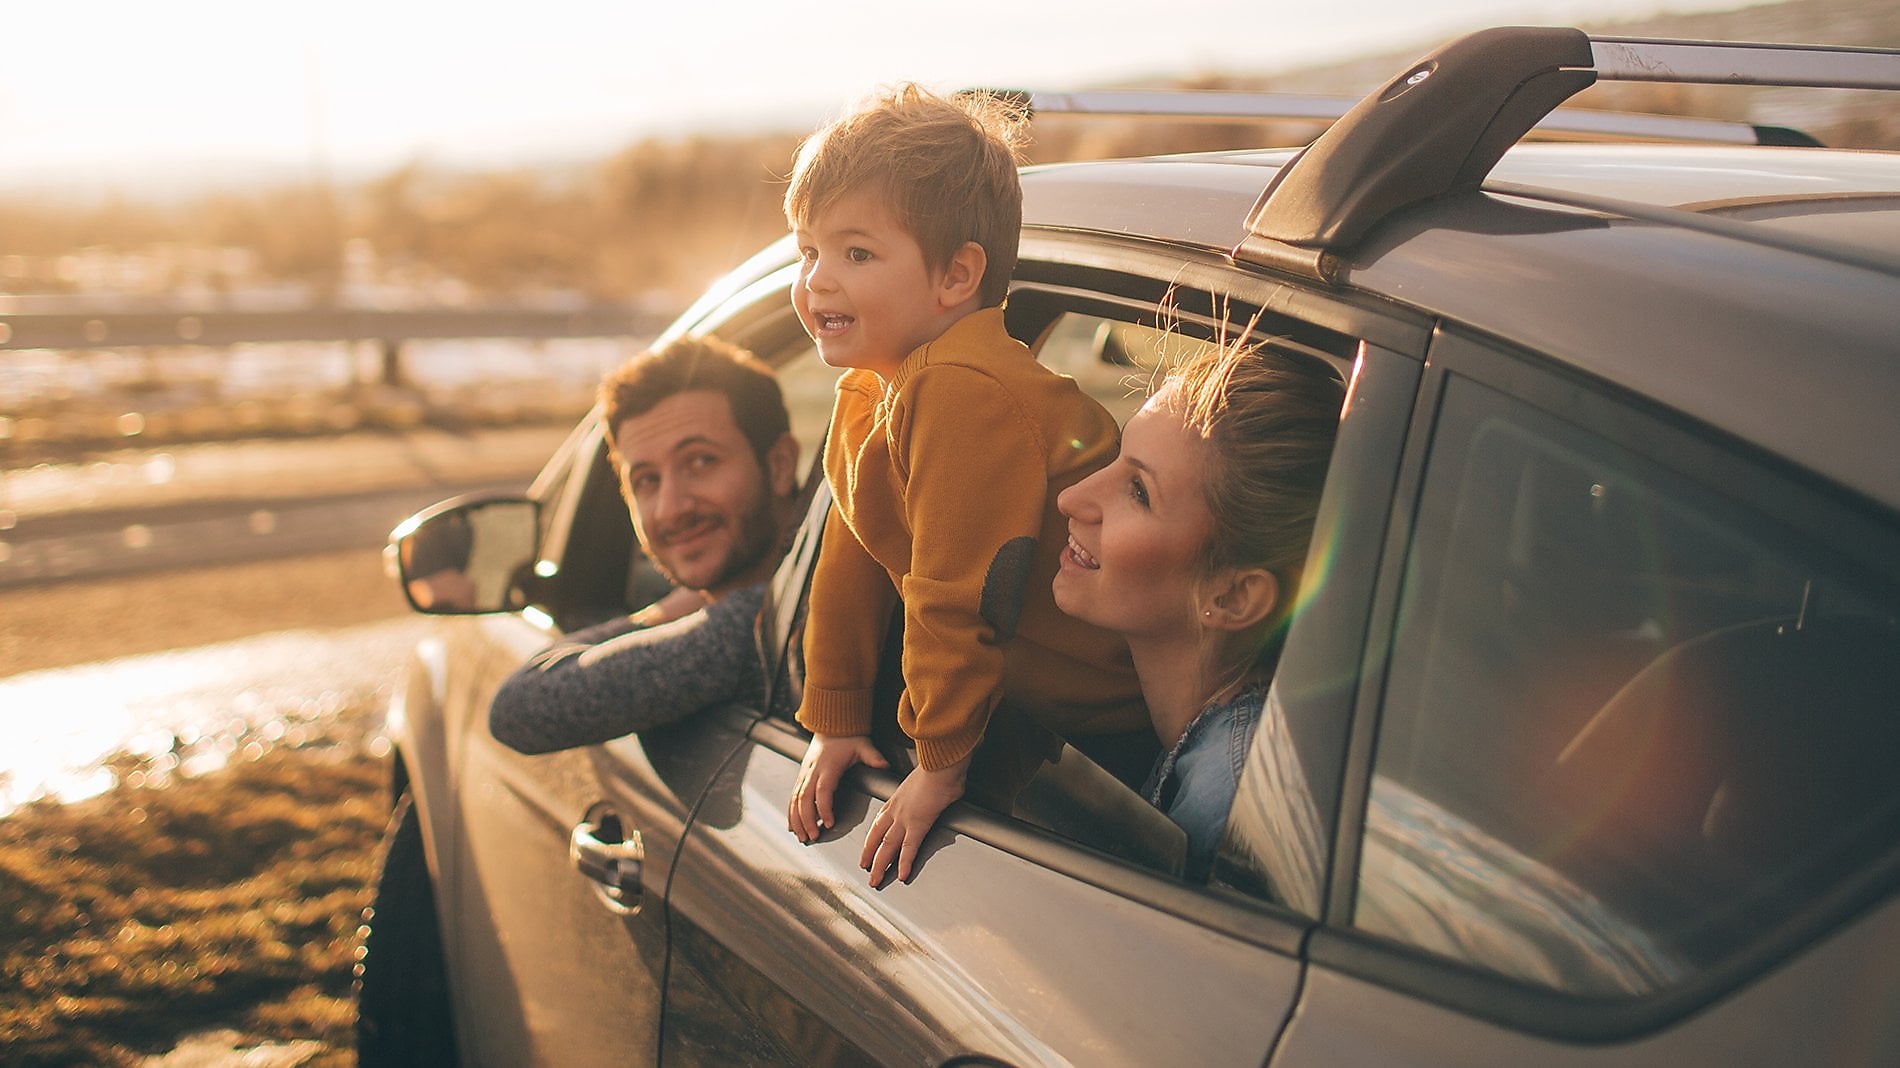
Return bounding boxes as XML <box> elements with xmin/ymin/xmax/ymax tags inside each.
<box><xmin>356</xmin><ymin>791</ymin><xmax>459</xmax><ymax>1067</ymax></box>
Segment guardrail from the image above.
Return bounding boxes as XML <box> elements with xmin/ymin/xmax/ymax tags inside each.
<box><xmin>0</xmin><ymin>305</ymin><xmax>668</xmax><ymax>385</ymax></box>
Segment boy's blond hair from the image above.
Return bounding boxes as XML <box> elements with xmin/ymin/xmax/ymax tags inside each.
<box><xmin>784</xmin><ymin>84</ymin><xmax>1027</xmax><ymax>307</ymax></box>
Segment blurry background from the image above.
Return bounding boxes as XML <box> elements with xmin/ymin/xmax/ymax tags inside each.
<box><xmin>1</xmin><ymin>0</ymin><xmax>1894</xmax><ymax>1064</ymax></box>
<box><xmin>4</xmin><ymin>0</ymin><xmax>1895</xmax><ymax>458</ymax></box>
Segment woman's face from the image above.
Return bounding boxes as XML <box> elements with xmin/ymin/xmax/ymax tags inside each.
<box><xmin>1054</xmin><ymin>390</ymin><xmax>1216</xmax><ymax>641</ymax></box>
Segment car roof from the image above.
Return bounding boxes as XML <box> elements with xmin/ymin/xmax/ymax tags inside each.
<box><xmin>1019</xmin><ymin>138</ymin><xmax>1900</xmax><ymax>518</ymax></box>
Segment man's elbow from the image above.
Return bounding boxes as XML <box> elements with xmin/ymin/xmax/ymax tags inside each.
<box><xmin>488</xmin><ymin>675</ymin><xmax>557</xmax><ymax>755</ymax></box>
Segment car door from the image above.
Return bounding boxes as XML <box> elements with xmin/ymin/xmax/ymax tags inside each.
<box><xmin>438</xmin><ymin>253</ymin><xmax>833</xmax><ymax>1066</ymax></box>
<box><xmin>1267</xmin><ymin>329</ymin><xmax>1900</xmax><ymax>1065</ymax></box>
<box><xmin>656</xmin><ymin>272</ymin><xmax>1381</xmax><ymax>1065</ymax></box>
<box><xmin>438</xmin><ymin>419</ymin><xmax>711</xmax><ymax>1067</ymax></box>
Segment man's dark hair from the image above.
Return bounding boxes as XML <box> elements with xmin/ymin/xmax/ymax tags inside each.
<box><xmin>601</xmin><ymin>335</ymin><xmax>790</xmax><ymax>464</ymax></box>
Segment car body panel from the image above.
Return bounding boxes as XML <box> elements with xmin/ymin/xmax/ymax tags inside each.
<box><xmin>1346</xmin><ymin>197</ymin><xmax>1900</xmax><ymax>511</ymax></box>
<box><xmin>666</xmin><ymin>718</ymin><xmax>1305</xmax><ymax>1067</ymax></box>
<box><xmin>1279</xmin><ymin>897</ymin><xmax>1900</xmax><ymax>1065</ymax></box>
<box><xmin>434</xmin><ymin>614</ymin><xmax>689</xmax><ymax>1066</ymax></box>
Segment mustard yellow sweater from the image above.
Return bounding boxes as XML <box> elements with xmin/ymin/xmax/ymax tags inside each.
<box><xmin>794</xmin><ymin>308</ymin><xmax>1147</xmax><ymax>770</ymax></box>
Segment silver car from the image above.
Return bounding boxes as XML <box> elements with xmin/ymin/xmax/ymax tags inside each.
<box><xmin>361</xmin><ymin>26</ymin><xmax>1900</xmax><ymax>1066</ymax></box>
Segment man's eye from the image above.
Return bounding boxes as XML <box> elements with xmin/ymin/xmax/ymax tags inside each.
<box><xmin>687</xmin><ymin>452</ymin><xmax>719</xmax><ymax>471</ymax></box>
<box><xmin>847</xmin><ymin>247</ymin><xmax>872</xmax><ymax>263</ymax></box>
<box><xmin>630</xmin><ymin>474</ymin><xmax>659</xmax><ymax>495</ymax></box>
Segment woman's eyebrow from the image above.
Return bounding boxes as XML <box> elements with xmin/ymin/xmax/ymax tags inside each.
<box><xmin>1125</xmin><ymin>455</ymin><xmax>1165</xmax><ymax>500</ymax></box>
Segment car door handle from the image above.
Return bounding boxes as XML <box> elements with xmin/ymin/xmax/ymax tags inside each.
<box><xmin>570</xmin><ymin>807</ymin><xmax>645</xmax><ymax>914</ymax></box>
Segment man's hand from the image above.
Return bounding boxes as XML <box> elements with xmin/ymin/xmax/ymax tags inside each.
<box><xmin>629</xmin><ymin>585</ymin><xmax>711</xmax><ymax>627</ymax></box>
<box><xmin>788</xmin><ymin>733</ymin><xmax>888</xmax><ymax>843</ymax></box>
<box><xmin>861</xmin><ymin>757</ymin><xmax>970</xmax><ymax>888</ymax></box>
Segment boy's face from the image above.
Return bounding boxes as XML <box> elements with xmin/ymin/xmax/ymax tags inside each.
<box><xmin>792</xmin><ymin>189</ymin><xmax>963</xmax><ymax>379</ymax></box>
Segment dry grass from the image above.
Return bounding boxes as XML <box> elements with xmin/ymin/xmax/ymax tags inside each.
<box><xmin>0</xmin><ymin>732</ymin><xmax>386</xmax><ymax>1066</ymax></box>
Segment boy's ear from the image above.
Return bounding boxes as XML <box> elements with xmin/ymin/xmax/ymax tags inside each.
<box><xmin>765</xmin><ymin>432</ymin><xmax>799</xmax><ymax>499</ymax></box>
<box><xmin>937</xmin><ymin>241</ymin><xmax>987</xmax><ymax>307</ymax></box>
<box><xmin>1200</xmin><ymin>567</ymin><xmax>1280</xmax><ymax>632</ymax></box>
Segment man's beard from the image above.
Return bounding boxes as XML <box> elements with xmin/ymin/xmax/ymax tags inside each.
<box><xmin>649</xmin><ymin>491</ymin><xmax>780</xmax><ymax>594</ymax></box>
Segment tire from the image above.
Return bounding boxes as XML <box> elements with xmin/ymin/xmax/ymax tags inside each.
<box><xmin>356</xmin><ymin>792</ymin><xmax>460</xmax><ymax>1067</ymax></box>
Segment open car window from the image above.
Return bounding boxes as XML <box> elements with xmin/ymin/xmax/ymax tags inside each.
<box><xmin>766</xmin><ymin>298</ymin><xmax>1353</xmax><ymax>885</ymax></box>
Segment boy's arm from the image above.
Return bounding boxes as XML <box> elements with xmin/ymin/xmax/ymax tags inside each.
<box><xmin>795</xmin><ymin>502</ymin><xmax>899</xmax><ymax>737</ymax></box>
<box><xmin>788</xmin><ymin>502</ymin><xmax>899</xmax><ymax>839</ymax></box>
<box><xmin>890</xmin><ymin>364</ymin><xmax>1068</xmax><ymax>770</ymax></box>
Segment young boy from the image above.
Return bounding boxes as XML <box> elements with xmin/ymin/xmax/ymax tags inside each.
<box><xmin>782</xmin><ymin>84</ymin><xmax>1146</xmax><ymax>886</ymax></box>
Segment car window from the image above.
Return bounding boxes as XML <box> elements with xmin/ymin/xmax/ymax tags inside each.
<box><xmin>1032</xmin><ymin>313</ymin><xmax>1175</xmax><ymax>423</ymax></box>
<box><xmin>769</xmin><ymin>340</ymin><xmax>831</xmax><ymax>476</ymax></box>
<box><xmin>978</xmin><ymin>308</ymin><xmax>1353</xmax><ymax>879</ymax></box>
<box><xmin>765</xmin><ymin>294</ymin><xmax>1363</xmax><ymax>886</ymax></box>
<box><xmin>1351</xmin><ymin>373</ymin><xmax>1900</xmax><ymax>997</ymax></box>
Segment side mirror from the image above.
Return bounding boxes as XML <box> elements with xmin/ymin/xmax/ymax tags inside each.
<box><xmin>387</xmin><ymin>495</ymin><xmax>541</xmax><ymax>615</ymax></box>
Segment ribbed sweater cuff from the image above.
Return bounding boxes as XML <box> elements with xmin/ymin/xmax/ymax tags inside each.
<box><xmin>913</xmin><ymin>730</ymin><xmax>984</xmax><ymax>772</ymax></box>
<box><xmin>795</xmin><ymin>686</ymin><xmax>874</xmax><ymax>737</ymax></box>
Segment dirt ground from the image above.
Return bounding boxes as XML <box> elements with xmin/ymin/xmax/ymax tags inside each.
<box><xmin>2</xmin><ymin>550</ymin><xmax>419</xmax><ymax>1066</ymax></box>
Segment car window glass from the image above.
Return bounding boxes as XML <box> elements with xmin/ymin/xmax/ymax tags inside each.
<box><xmin>1033</xmin><ymin>313</ymin><xmax>1196</xmax><ymax>424</ymax></box>
<box><xmin>769</xmin><ymin>341</ymin><xmax>831</xmax><ymax>474</ymax></box>
<box><xmin>1354</xmin><ymin>374</ymin><xmax>1900</xmax><ymax>997</ymax></box>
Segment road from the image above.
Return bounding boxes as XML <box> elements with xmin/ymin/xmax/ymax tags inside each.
<box><xmin>0</xmin><ymin>423</ymin><xmax>572</xmax><ymax>588</ymax></box>
<box><xmin>1</xmin><ymin>424</ymin><xmax>573</xmax><ymax>786</ymax></box>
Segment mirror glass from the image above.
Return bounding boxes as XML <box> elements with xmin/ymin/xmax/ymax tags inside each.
<box><xmin>393</xmin><ymin>498</ymin><xmax>539</xmax><ymax>614</ymax></box>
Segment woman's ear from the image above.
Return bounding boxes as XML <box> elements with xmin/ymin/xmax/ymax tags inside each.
<box><xmin>937</xmin><ymin>241</ymin><xmax>987</xmax><ymax>307</ymax></box>
<box><xmin>1201</xmin><ymin>567</ymin><xmax>1280</xmax><ymax>632</ymax></box>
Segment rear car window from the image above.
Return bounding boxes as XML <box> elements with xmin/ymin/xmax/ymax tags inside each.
<box><xmin>1354</xmin><ymin>374</ymin><xmax>1900</xmax><ymax>996</ymax></box>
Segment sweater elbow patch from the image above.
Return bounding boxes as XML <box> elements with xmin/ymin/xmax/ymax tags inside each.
<box><xmin>979</xmin><ymin>536</ymin><xmax>1036</xmax><ymax>642</ymax></box>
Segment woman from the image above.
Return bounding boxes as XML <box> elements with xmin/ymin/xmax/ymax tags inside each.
<box><xmin>1053</xmin><ymin>341</ymin><xmax>1343</xmax><ymax>879</ymax></box>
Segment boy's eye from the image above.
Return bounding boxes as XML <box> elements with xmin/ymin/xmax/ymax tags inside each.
<box><xmin>847</xmin><ymin>247</ymin><xmax>872</xmax><ymax>263</ymax></box>
<box><xmin>1129</xmin><ymin>476</ymin><xmax>1150</xmax><ymax>508</ymax></box>
<box><xmin>799</xmin><ymin>246</ymin><xmax>818</xmax><ymax>263</ymax></box>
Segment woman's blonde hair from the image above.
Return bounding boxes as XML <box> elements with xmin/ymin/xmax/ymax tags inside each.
<box><xmin>1163</xmin><ymin>341</ymin><xmax>1345</xmax><ymax>604</ymax></box>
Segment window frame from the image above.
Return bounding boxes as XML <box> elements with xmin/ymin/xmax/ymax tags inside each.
<box><xmin>1308</xmin><ymin>324</ymin><xmax>1900</xmax><ymax>1039</ymax></box>
<box><xmin>748</xmin><ymin>250</ymin><xmax>1395</xmax><ymax>944</ymax></box>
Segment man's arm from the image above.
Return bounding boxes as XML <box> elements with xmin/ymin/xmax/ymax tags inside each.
<box><xmin>489</xmin><ymin>581</ymin><xmax>767</xmax><ymax>754</ymax></box>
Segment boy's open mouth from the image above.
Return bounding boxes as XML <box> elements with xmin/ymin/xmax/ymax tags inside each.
<box><xmin>816</xmin><ymin>312</ymin><xmax>854</xmax><ymax>332</ymax></box>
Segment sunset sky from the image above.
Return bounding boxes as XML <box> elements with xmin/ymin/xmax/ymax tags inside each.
<box><xmin>4</xmin><ymin>0</ymin><xmax>1763</xmax><ymax>192</ymax></box>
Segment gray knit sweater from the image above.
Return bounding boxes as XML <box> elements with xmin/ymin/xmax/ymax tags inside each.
<box><xmin>489</xmin><ymin>582</ymin><xmax>767</xmax><ymax>754</ymax></box>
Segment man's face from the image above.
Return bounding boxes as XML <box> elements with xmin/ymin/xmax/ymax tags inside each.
<box><xmin>614</xmin><ymin>389</ymin><xmax>788</xmax><ymax>596</ymax></box>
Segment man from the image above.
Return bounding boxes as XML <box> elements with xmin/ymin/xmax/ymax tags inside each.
<box><xmin>489</xmin><ymin>335</ymin><xmax>805</xmax><ymax>754</ymax></box>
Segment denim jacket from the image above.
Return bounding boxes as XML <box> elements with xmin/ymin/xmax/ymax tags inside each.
<box><xmin>1142</xmin><ymin>683</ymin><xmax>1266</xmax><ymax>881</ymax></box>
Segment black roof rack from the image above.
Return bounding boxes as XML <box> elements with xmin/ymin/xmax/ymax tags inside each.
<box><xmin>1004</xmin><ymin>88</ymin><xmax>1816</xmax><ymax>147</ymax></box>
<box><xmin>1234</xmin><ymin>26</ymin><xmax>1900</xmax><ymax>278</ymax></box>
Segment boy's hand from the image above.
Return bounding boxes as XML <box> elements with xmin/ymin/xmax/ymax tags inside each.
<box><xmin>788</xmin><ymin>733</ymin><xmax>888</xmax><ymax>843</ymax></box>
<box><xmin>861</xmin><ymin>757</ymin><xmax>970</xmax><ymax>888</ymax></box>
